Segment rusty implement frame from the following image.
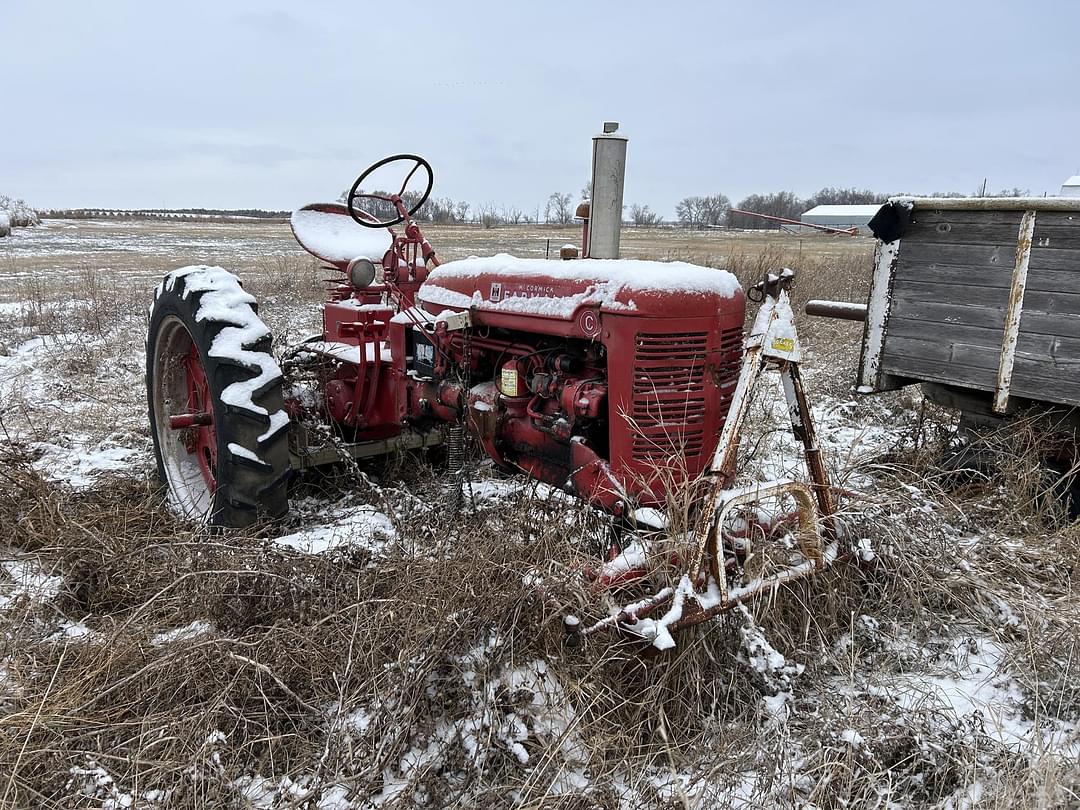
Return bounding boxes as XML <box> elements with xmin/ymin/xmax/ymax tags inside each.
<box><xmin>570</xmin><ymin>269</ymin><xmax>840</xmax><ymax>648</ymax></box>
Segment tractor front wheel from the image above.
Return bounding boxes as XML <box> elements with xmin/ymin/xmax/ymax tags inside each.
<box><xmin>146</xmin><ymin>266</ymin><xmax>290</xmax><ymax>527</ymax></box>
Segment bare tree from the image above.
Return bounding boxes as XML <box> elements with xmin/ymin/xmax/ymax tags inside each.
<box><xmin>476</xmin><ymin>203</ymin><xmax>503</xmax><ymax>229</ymax></box>
<box><xmin>676</xmin><ymin>194</ymin><xmax>729</xmax><ymax>229</ymax></box>
<box><xmin>502</xmin><ymin>206</ymin><xmax>525</xmax><ymax>225</ymax></box>
<box><xmin>806</xmin><ymin>187</ymin><xmax>887</xmax><ymax>207</ymax></box>
<box><xmin>544</xmin><ymin>192</ymin><xmax>573</xmax><ymax>225</ymax></box>
<box><xmin>675</xmin><ymin>197</ymin><xmax>703</xmax><ymax>228</ymax></box>
<box><xmin>699</xmin><ymin>194</ymin><xmax>729</xmax><ymax>228</ymax></box>
<box><xmin>628</xmin><ymin>203</ymin><xmax>663</xmax><ymax>227</ymax></box>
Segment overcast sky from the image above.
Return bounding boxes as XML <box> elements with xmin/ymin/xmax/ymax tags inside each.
<box><xmin>2</xmin><ymin>1</ymin><xmax>1078</xmax><ymax>215</ymax></box>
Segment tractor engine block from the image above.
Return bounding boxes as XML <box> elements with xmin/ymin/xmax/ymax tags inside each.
<box><xmin>300</xmin><ymin>255</ymin><xmax>745</xmax><ymax>516</ymax></box>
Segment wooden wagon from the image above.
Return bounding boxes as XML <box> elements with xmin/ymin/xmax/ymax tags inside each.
<box><xmin>854</xmin><ymin>197</ymin><xmax>1080</xmax><ymax>427</ymax></box>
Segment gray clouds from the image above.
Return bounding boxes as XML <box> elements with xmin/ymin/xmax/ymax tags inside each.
<box><xmin>1</xmin><ymin>0</ymin><xmax>1077</xmax><ymax>213</ymax></box>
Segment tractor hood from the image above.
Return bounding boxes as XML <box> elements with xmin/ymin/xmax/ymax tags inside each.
<box><xmin>418</xmin><ymin>254</ymin><xmax>742</xmax><ymax>320</ymax></box>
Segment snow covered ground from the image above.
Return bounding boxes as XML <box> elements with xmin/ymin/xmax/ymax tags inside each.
<box><xmin>0</xmin><ymin>220</ymin><xmax>1077</xmax><ymax>808</ymax></box>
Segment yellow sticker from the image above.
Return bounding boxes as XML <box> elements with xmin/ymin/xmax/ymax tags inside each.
<box><xmin>771</xmin><ymin>337</ymin><xmax>795</xmax><ymax>352</ymax></box>
<box><xmin>500</xmin><ymin>366</ymin><xmax>520</xmax><ymax>397</ymax></box>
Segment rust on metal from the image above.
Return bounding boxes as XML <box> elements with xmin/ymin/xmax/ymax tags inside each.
<box><xmin>168</xmin><ymin>412</ymin><xmax>213</xmax><ymax>429</ymax></box>
<box><xmin>805</xmin><ymin>300</ymin><xmax>868</xmax><ymax>321</ymax></box>
<box><xmin>573</xmin><ymin>268</ymin><xmax>843</xmax><ymax>648</ymax></box>
<box><xmin>993</xmin><ymin>209</ymin><xmax>1037</xmax><ymax>413</ymax></box>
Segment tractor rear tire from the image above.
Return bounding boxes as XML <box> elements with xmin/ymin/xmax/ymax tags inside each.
<box><xmin>146</xmin><ymin>266</ymin><xmax>291</xmax><ymax>527</ymax></box>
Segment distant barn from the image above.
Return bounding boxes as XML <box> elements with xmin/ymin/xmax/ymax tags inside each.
<box><xmin>1060</xmin><ymin>175</ymin><xmax>1080</xmax><ymax>198</ymax></box>
<box><xmin>800</xmin><ymin>204</ymin><xmax>881</xmax><ymax>234</ymax></box>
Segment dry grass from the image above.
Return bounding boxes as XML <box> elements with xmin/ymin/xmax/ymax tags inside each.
<box><xmin>1</xmin><ymin>219</ymin><xmax>1077</xmax><ymax>807</ymax></box>
<box><xmin>1</xmin><ymin>411</ymin><xmax>1078</xmax><ymax>807</ymax></box>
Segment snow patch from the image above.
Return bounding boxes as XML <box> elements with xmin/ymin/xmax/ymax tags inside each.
<box><xmin>153</xmin><ymin>620</ymin><xmax>214</xmax><ymax>646</ymax></box>
<box><xmin>886</xmin><ymin>636</ymin><xmax>1078</xmax><ymax>753</ymax></box>
<box><xmin>32</xmin><ymin>436</ymin><xmax>140</xmax><ymax>489</ymax></box>
<box><xmin>0</xmin><ymin>558</ymin><xmax>63</xmax><ymax>610</ymax></box>
<box><xmin>273</xmin><ymin>506</ymin><xmax>397</xmax><ymax>555</ymax></box>
<box><xmin>227</xmin><ymin>442</ymin><xmax>265</xmax><ymax>465</ymax></box>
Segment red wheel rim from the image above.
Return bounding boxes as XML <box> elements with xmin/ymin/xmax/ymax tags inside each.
<box><xmin>181</xmin><ymin>343</ymin><xmax>217</xmax><ymax>493</ymax></box>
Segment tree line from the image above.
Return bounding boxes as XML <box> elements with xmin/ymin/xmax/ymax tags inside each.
<box><xmin>31</xmin><ymin>181</ymin><xmax>1035</xmax><ymax>231</ymax></box>
<box><xmin>348</xmin><ymin>183</ymin><xmax>1031</xmax><ymax>230</ymax></box>
<box><xmin>684</xmin><ymin>185</ymin><xmax>1029</xmax><ymax>230</ymax></box>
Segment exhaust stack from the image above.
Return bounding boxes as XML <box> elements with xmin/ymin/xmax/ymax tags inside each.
<box><xmin>587</xmin><ymin>122</ymin><xmax>627</xmax><ymax>259</ymax></box>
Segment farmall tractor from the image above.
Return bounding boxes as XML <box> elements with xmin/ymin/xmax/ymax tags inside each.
<box><xmin>146</xmin><ymin>126</ymin><xmax>840</xmax><ymax>646</ymax></box>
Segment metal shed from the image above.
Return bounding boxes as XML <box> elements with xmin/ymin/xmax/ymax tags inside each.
<box><xmin>1061</xmin><ymin>176</ymin><xmax>1080</xmax><ymax>198</ymax></box>
<box><xmin>800</xmin><ymin>204</ymin><xmax>882</xmax><ymax>234</ymax></box>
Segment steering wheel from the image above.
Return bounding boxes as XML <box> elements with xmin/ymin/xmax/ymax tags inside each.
<box><xmin>346</xmin><ymin>154</ymin><xmax>434</xmax><ymax>228</ymax></box>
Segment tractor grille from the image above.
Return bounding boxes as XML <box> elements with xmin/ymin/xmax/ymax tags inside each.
<box><xmin>631</xmin><ymin>331</ymin><xmax>711</xmax><ymax>462</ymax></box>
<box><xmin>716</xmin><ymin>325</ymin><xmax>743</xmax><ymax>413</ymax></box>
<box><xmin>630</xmin><ymin>328</ymin><xmax>743</xmax><ymax>466</ymax></box>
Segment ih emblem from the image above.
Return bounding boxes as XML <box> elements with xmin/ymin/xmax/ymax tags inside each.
<box><xmin>490</xmin><ymin>282</ymin><xmax>503</xmax><ymax>302</ymax></box>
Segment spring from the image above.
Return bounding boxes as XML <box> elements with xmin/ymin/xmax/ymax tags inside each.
<box><xmin>446</xmin><ymin>423</ymin><xmax>465</xmax><ymax>473</ymax></box>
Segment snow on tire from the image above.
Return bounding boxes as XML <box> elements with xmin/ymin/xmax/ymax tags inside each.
<box><xmin>147</xmin><ymin>265</ymin><xmax>291</xmax><ymax>527</ymax></box>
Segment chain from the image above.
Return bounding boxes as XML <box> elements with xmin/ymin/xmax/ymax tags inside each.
<box><xmin>456</xmin><ymin>324</ymin><xmax>476</xmax><ymax>509</ymax></box>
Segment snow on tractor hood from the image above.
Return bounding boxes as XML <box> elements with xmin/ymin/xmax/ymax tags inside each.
<box><xmin>418</xmin><ymin>254</ymin><xmax>742</xmax><ymax>319</ymax></box>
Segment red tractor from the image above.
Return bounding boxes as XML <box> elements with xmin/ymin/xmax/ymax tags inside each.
<box><xmin>147</xmin><ymin>145</ymin><xmax>839</xmax><ymax>646</ymax></box>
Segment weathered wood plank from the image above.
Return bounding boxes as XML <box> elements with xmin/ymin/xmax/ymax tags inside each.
<box><xmin>887</xmin><ymin>316</ymin><xmax>1005</xmax><ymax>350</ymax></box>
<box><xmin>891</xmin><ymin>278</ymin><xmax>1009</xmax><ymax>308</ymax></box>
<box><xmin>1027</xmin><ymin>247</ymin><xmax>1080</xmax><ymax>272</ymax></box>
<box><xmin>1017</xmin><ymin>312</ymin><xmax>1080</xmax><ymax>339</ymax></box>
<box><xmin>1017</xmin><ymin>288</ymin><xmax>1080</xmax><ymax>316</ymax></box>
<box><xmin>1024</xmin><ymin>265</ymin><xmax>1080</xmax><ymax>293</ymax></box>
<box><xmin>881</xmin><ymin>334</ymin><xmax>1080</xmax><ymax>405</ymax></box>
<box><xmin>1028</xmin><ymin>210</ymin><xmax>1080</xmax><ymax>233</ymax></box>
<box><xmin>881</xmin><ymin>335</ymin><xmax>999</xmax><ymax>382</ymax></box>
<box><xmin>889</xmin><ymin>263</ymin><xmax>1080</xmax><ymax>298</ymax></box>
<box><xmin>882</xmin><ymin>318</ymin><xmax>1080</xmax><ymax>386</ymax></box>
<box><xmin>1031</xmin><ymin>232</ymin><xmax>1080</xmax><ymax>251</ymax></box>
<box><xmin>903</xmin><ymin>221</ymin><xmax>1024</xmax><ymax>246</ymax></box>
<box><xmin>888</xmin><ymin>299</ymin><xmax>1006</xmax><ymax>330</ymax></box>
<box><xmin>907</xmin><ymin>198</ymin><xmax>1080</xmax><ymax>212</ymax></box>
<box><xmin>882</xmin><ymin>335</ymin><xmax>1000</xmax><ymax>372</ymax></box>
<box><xmin>911</xmin><ymin>210</ymin><xmax>1024</xmax><ymax>227</ymax></box>
<box><xmin>890</xmin><ymin>278</ymin><xmax>1080</xmax><ymax>318</ymax></box>
<box><xmin>899</xmin><ymin>241</ymin><xmax>1014</xmax><ymax>268</ymax></box>
<box><xmin>1011</xmin><ymin>358</ymin><xmax>1080</xmax><ymax>402</ymax></box>
<box><xmin>888</xmin><ymin>299</ymin><xmax>1080</xmax><ymax>340</ymax></box>
<box><xmin>880</xmin><ymin>355</ymin><xmax>995</xmax><ymax>393</ymax></box>
<box><xmin>1016</xmin><ymin>330</ymin><xmax>1080</xmax><ymax>360</ymax></box>
<box><xmin>894</xmin><ymin>262</ymin><xmax>1013</xmax><ymax>287</ymax></box>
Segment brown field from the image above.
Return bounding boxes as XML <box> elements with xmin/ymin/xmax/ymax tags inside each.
<box><xmin>1</xmin><ymin>219</ymin><xmax>1077</xmax><ymax>809</ymax></box>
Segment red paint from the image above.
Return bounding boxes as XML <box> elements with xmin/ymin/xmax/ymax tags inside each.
<box><xmin>292</xmin><ymin>179</ymin><xmax>745</xmax><ymax>516</ymax></box>
<box><xmin>182</xmin><ymin>344</ymin><xmax>217</xmax><ymax>493</ymax></box>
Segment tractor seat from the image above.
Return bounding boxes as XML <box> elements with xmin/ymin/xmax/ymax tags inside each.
<box><xmin>290</xmin><ymin>203</ymin><xmax>392</xmax><ymax>270</ymax></box>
